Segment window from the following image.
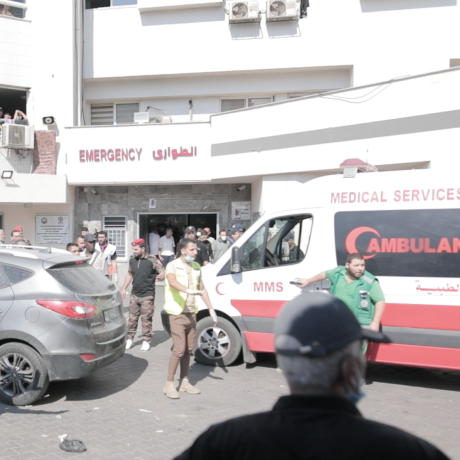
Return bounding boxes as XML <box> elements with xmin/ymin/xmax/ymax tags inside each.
<box><xmin>221</xmin><ymin>98</ymin><xmax>272</xmax><ymax>113</ymax></box>
<box><xmin>103</xmin><ymin>216</ymin><xmax>127</xmax><ymax>259</ymax></box>
<box><xmin>0</xmin><ymin>267</ymin><xmax>8</xmax><ymax>289</ymax></box>
<box><xmin>90</xmin><ymin>103</ymin><xmax>139</xmax><ymax>125</ymax></box>
<box><xmin>0</xmin><ymin>0</ymin><xmax>26</xmax><ymax>19</ymax></box>
<box><xmin>2</xmin><ymin>265</ymin><xmax>33</xmax><ymax>285</ymax></box>
<box><xmin>116</xmin><ymin>103</ymin><xmax>139</xmax><ymax>124</ymax></box>
<box><xmin>241</xmin><ymin>215</ymin><xmax>312</xmax><ymax>271</ymax></box>
<box><xmin>242</xmin><ymin>226</ymin><xmax>267</xmax><ymax>271</ymax></box>
<box><xmin>48</xmin><ymin>265</ymin><xmax>115</xmax><ymax>294</ymax></box>
<box><xmin>86</xmin><ymin>0</ymin><xmax>136</xmax><ymax>9</ymax></box>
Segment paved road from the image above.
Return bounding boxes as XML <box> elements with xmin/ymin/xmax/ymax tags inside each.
<box><xmin>1</xmin><ymin>287</ymin><xmax>459</xmax><ymax>459</ymax></box>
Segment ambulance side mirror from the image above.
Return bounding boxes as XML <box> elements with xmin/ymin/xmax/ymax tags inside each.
<box><xmin>231</xmin><ymin>246</ymin><xmax>242</xmax><ymax>273</ymax></box>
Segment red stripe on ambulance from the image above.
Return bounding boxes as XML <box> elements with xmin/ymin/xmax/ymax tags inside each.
<box><xmin>367</xmin><ymin>342</ymin><xmax>460</xmax><ymax>370</ymax></box>
<box><xmin>382</xmin><ymin>303</ymin><xmax>460</xmax><ymax>331</ymax></box>
<box><xmin>231</xmin><ymin>299</ymin><xmax>287</xmax><ymax>318</ymax></box>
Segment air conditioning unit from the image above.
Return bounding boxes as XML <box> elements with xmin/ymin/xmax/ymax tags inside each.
<box><xmin>133</xmin><ymin>112</ymin><xmax>149</xmax><ymax>124</ymax></box>
<box><xmin>0</xmin><ymin>124</ymin><xmax>35</xmax><ymax>149</ymax></box>
<box><xmin>229</xmin><ymin>1</ymin><xmax>261</xmax><ymax>23</ymax></box>
<box><xmin>266</xmin><ymin>0</ymin><xmax>300</xmax><ymax>21</ymax></box>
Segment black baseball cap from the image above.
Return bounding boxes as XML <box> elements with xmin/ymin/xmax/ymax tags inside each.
<box><xmin>83</xmin><ymin>234</ymin><xmax>96</xmax><ymax>242</ymax></box>
<box><xmin>275</xmin><ymin>292</ymin><xmax>390</xmax><ymax>357</ymax></box>
<box><xmin>230</xmin><ymin>223</ymin><xmax>245</xmax><ymax>232</ymax></box>
<box><xmin>185</xmin><ymin>226</ymin><xmax>196</xmax><ymax>234</ymax></box>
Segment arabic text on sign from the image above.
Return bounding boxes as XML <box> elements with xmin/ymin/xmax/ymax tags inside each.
<box><xmin>153</xmin><ymin>147</ymin><xmax>197</xmax><ymax>161</ymax></box>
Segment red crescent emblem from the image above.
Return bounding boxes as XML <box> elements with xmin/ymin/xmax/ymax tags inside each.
<box><xmin>345</xmin><ymin>226</ymin><xmax>380</xmax><ymax>260</ymax></box>
<box><xmin>216</xmin><ymin>283</ymin><xmax>225</xmax><ymax>296</ymax></box>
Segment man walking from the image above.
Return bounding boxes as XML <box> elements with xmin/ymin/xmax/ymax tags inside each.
<box><xmin>121</xmin><ymin>239</ymin><xmax>164</xmax><ymax>352</ymax></box>
<box><xmin>182</xmin><ymin>226</ymin><xmax>209</xmax><ymax>266</ymax></box>
<box><xmin>81</xmin><ymin>234</ymin><xmax>104</xmax><ymax>272</ymax></box>
<box><xmin>95</xmin><ymin>231</ymin><xmax>118</xmax><ymax>284</ymax></box>
<box><xmin>229</xmin><ymin>223</ymin><xmax>245</xmax><ymax>243</ymax></box>
<box><xmin>66</xmin><ymin>243</ymin><xmax>80</xmax><ymax>255</ymax></box>
<box><xmin>163</xmin><ymin>238</ymin><xmax>217</xmax><ymax>399</ymax></box>
<box><xmin>174</xmin><ymin>293</ymin><xmax>449</xmax><ymax>460</ymax></box>
<box><xmin>158</xmin><ymin>226</ymin><xmax>176</xmax><ymax>267</ymax></box>
<box><xmin>297</xmin><ymin>253</ymin><xmax>385</xmax><ymax>331</ymax></box>
<box><xmin>149</xmin><ymin>226</ymin><xmax>160</xmax><ymax>257</ymax></box>
<box><xmin>212</xmin><ymin>229</ymin><xmax>232</xmax><ymax>263</ymax></box>
<box><xmin>75</xmin><ymin>236</ymin><xmax>86</xmax><ymax>253</ymax></box>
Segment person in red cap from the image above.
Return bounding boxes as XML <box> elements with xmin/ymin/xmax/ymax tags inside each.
<box><xmin>10</xmin><ymin>226</ymin><xmax>31</xmax><ymax>245</ymax></box>
<box><xmin>121</xmin><ymin>238</ymin><xmax>165</xmax><ymax>352</ymax></box>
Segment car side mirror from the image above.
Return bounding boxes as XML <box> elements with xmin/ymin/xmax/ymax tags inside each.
<box><xmin>231</xmin><ymin>246</ymin><xmax>242</xmax><ymax>273</ymax></box>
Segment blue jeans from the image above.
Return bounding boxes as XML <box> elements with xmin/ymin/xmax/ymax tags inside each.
<box><xmin>161</xmin><ymin>255</ymin><xmax>174</xmax><ymax>267</ymax></box>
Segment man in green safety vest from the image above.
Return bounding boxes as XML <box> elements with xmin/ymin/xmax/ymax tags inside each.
<box><xmin>163</xmin><ymin>238</ymin><xmax>217</xmax><ymax>400</ymax></box>
<box><xmin>297</xmin><ymin>253</ymin><xmax>385</xmax><ymax>332</ymax></box>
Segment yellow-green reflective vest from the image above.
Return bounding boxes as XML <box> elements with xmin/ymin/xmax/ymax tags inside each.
<box><xmin>164</xmin><ymin>258</ymin><xmax>201</xmax><ymax>315</ymax></box>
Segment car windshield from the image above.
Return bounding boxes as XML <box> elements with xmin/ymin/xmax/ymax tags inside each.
<box><xmin>47</xmin><ymin>265</ymin><xmax>116</xmax><ymax>294</ymax></box>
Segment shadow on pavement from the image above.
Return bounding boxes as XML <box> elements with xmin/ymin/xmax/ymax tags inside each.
<box><xmin>245</xmin><ymin>352</ymin><xmax>278</xmax><ymax>370</ymax></box>
<box><xmin>366</xmin><ymin>363</ymin><xmax>460</xmax><ymax>392</ymax></box>
<box><xmin>34</xmin><ymin>353</ymin><xmax>149</xmax><ymax>405</ymax></box>
<box><xmin>0</xmin><ymin>404</ymin><xmax>68</xmax><ymax>416</ymax></box>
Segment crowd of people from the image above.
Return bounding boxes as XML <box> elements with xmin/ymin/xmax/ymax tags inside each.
<box><xmin>66</xmin><ymin>223</ymin><xmax>246</xmax><ymax>268</ymax></box>
<box><xmin>0</xmin><ymin>225</ymin><xmax>31</xmax><ymax>246</ymax></box>
<box><xmin>0</xmin><ymin>107</ymin><xmax>28</xmax><ymax>125</ymax></box>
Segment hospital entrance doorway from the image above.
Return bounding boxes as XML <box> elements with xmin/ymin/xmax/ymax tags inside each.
<box><xmin>138</xmin><ymin>213</ymin><xmax>218</xmax><ymax>247</ymax></box>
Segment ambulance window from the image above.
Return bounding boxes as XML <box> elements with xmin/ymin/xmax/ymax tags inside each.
<box><xmin>240</xmin><ymin>214</ymin><xmax>312</xmax><ymax>272</ymax></box>
<box><xmin>242</xmin><ymin>225</ymin><xmax>267</xmax><ymax>271</ymax></box>
<box><xmin>266</xmin><ymin>215</ymin><xmax>312</xmax><ymax>266</ymax></box>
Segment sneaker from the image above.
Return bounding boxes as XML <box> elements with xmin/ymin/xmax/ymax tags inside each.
<box><xmin>177</xmin><ymin>379</ymin><xmax>201</xmax><ymax>394</ymax></box>
<box><xmin>125</xmin><ymin>339</ymin><xmax>133</xmax><ymax>350</ymax></box>
<box><xmin>140</xmin><ymin>341</ymin><xmax>151</xmax><ymax>352</ymax></box>
<box><xmin>163</xmin><ymin>381</ymin><xmax>179</xmax><ymax>399</ymax></box>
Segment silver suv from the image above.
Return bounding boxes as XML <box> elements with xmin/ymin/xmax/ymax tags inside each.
<box><xmin>0</xmin><ymin>245</ymin><xmax>126</xmax><ymax>406</ymax></box>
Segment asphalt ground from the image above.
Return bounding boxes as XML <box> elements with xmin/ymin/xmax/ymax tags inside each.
<box><xmin>0</xmin><ymin>286</ymin><xmax>459</xmax><ymax>459</ymax></box>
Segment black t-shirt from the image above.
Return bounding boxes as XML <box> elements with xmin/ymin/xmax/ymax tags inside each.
<box><xmin>194</xmin><ymin>240</ymin><xmax>210</xmax><ymax>266</ymax></box>
<box><xmin>174</xmin><ymin>395</ymin><xmax>449</xmax><ymax>460</ymax></box>
<box><xmin>128</xmin><ymin>255</ymin><xmax>163</xmax><ymax>298</ymax></box>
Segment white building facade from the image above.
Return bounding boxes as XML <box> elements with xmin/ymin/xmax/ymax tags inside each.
<box><xmin>1</xmin><ymin>0</ymin><xmax>460</xmax><ymax>265</ymax></box>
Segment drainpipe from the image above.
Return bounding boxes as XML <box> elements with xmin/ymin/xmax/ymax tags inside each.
<box><xmin>75</xmin><ymin>0</ymin><xmax>83</xmax><ymax>126</ymax></box>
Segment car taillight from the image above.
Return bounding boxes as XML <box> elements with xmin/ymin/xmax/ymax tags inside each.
<box><xmin>36</xmin><ymin>300</ymin><xmax>97</xmax><ymax>319</ymax></box>
<box><xmin>80</xmin><ymin>354</ymin><xmax>97</xmax><ymax>361</ymax></box>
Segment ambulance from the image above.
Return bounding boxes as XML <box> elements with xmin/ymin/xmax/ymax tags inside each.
<box><xmin>184</xmin><ymin>165</ymin><xmax>460</xmax><ymax>370</ymax></box>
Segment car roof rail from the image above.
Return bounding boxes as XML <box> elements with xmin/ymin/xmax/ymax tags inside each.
<box><xmin>0</xmin><ymin>244</ymin><xmax>69</xmax><ymax>255</ymax></box>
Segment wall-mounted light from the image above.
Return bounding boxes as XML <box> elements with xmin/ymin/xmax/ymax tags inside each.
<box><xmin>1</xmin><ymin>171</ymin><xmax>13</xmax><ymax>179</ymax></box>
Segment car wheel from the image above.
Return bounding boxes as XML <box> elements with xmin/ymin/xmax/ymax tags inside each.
<box><xmin>194</xmin><ymin>316</ymin><xmax>242</xmax><ymax>366</ymax></box>
<box><xmin>0</xmin><ymin>343</ymin><xmax>49</xmax><ymax>406</ymax></box>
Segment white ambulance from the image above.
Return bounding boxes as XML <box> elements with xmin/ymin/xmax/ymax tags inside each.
<box><xmin>190</xmin><ymin>166</ymin><xmax>460</xmax><ymax>370</ymax></box>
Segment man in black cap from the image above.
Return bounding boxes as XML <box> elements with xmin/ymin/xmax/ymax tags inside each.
<box><xmin>229</xmin><ymin>223</ymin><xmax>245</xmax><ymax>243</ymax></box>
<box><xmin>81</xmin><ymin>233</ymin><xmax>104</xmax><ymax>272</ymax></box>
<box><xmin>181</xmin><ymin>226</ymin><xmax>209</xmax><ymax>266</ymax></box>
<box><xmin>173</xmin><ymin>293</ymin><xmax>449</xmax><ymax>460</ymax></box>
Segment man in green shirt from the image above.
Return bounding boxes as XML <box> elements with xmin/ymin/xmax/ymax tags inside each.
<box><xmin>297</xmin><ymin>253</ymin><xmax>385</xmax><ymax>331</ymax></box>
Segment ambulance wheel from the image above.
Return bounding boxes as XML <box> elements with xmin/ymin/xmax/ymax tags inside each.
<box><xmin>194</xmin><ymin>316</ymin><xmax>242</xmax><ymax>366</ymax></box>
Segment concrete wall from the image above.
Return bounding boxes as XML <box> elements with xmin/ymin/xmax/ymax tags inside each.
<box><xmin>0</xmin><ymin>15</ymin><xmax>32</xmax><ymax>88</ymax></box>
<box><xmin>0</xmin><ymin>203</ymin><xmax>74</xmax><ymax>250</ymax></box>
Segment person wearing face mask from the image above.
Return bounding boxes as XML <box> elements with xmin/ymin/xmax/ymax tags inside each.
<box><xmin>211</xmin><ymin>229</ymin><xmax>232</xmax><ymax>263</ymax></box>
<box><xmin>174</xmin><ymin>292</ymin><xmax>449</xmax><ymax>460</ymax></box>
<box><xmin>163</xmin><ymin>238</ymin><xmax>217</xmax><ymax>399</ymax></box>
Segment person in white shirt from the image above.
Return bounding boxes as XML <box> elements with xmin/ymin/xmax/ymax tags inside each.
<box><xmin>159</xmin><ymin>227</ymin><xmax>176</xmax><ymax>267</ymax></box>
<box><xmin>149</xmin><ymin>226</ymin><xmax>161</xmax><ymax>257</ymax></box>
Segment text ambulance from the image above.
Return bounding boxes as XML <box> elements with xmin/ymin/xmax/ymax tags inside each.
<box><xmin>189</xmin><ymin>168</ymin><xmax>460</xmax><ymax>370</ymax></box>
